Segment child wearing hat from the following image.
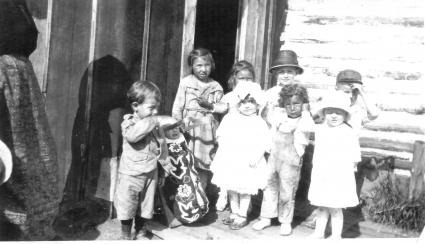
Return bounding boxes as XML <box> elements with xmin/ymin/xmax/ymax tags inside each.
<box><xmin>308</xmin><ymin>91</ymin><xmax>361</xmax><ymax>239</ymax></box>
<box><xmin>262</xmin><ymin>50</ymin><xmax>308</xmax><ymax>123</ymax></box>
<box><xmin>211</xmin><ymin>84</ymin><xmax>269</xmax><ymax>230</ymax></box>
<box><xmin>334</xmin><ymin>69</ymin><xmax>379</xmax><ymax>134</ymax></box>
<box><xmin>253</xmin><ymin>83</ymin><xmax>314</xmax><ymax>235</ymax></box>
<box><xmin>304</xmin><ymin>69</ymin><xmax>380</xmax><ymax>228</ymax></box>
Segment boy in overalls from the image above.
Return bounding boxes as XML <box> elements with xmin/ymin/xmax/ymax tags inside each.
<box><xmin>253</xmin><ymin>83</ymin><xmax>314</xmax><ymax>235</ymax></box>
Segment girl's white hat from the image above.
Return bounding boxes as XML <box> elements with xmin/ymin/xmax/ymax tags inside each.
<box><xmin>317</xmin><ymin>90</ymin><xmax>352</xmax><ymax>119</ymax></box>
<box><xmin>0</xmin><ymin>139</ymin><xmax>12</xmax><ymax>185</ymax></box>
<box><xmin>233</xmin><ymin>81</ymin><xmax>265</xmax><ymax>106</ymax></box>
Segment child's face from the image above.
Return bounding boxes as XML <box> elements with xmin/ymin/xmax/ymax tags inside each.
<box><xmin>284</xmin><ymin>95</ymin><xmax>303</xmax><ymax>118</ymax></box>
<box><xmin>192</xmin><ymin>56</ymin><xmax>212</xmax><ymax>82</ymax></box>
<box><xmin>335</xmin><ymin>82</ymin><xmax>355</xmax><ymax>94</ymax></box>
<box><xmin>164</xmin><ymin>127</ymin><xmax>181</xmax><ymax>140</ymax></box>
<box><xmin>238</xmin><ymin>99</ymin><xmax>258</xmax><ymax>116</ymax></box>
<box><xmin>132</xmin><ymin>97</ymin><xmax>159</xmax><ymax>119</ymax></box>
<box><xmin>234</xmin><ymin>69</ymin><xmax>254</xmax><ymax>86</ymax></box>
<box><xmin>324</xmin><ymin>108</ymin><xmax>347</xmax><ymax>127</ymax></box>
<box><xmin>275</xmin><ymin>67</ymin><xmax>297</xmax><ymax>86</ymax></box>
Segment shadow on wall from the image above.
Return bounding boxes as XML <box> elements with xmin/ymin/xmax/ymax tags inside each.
<box><xmin>62</xmin><ymin>55</ymin><xmax>132</xmax><ymax>206</ymax></box>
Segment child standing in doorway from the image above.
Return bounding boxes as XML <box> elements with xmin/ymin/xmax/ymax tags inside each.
<box><xmin>172</xmin><ymin>48</ymin><xmax>224</xmax><ymax>191</ymax></box>
<box><xmin>211</xmin><ymin>85</ymin><xmax>269</xmax><ymax>230</ymax></box>
<box><xmin>308</xmin><ymin>91</ymin><xmax>361</xmax><ymax>239</ymax></box>
<box><xmin>253</xmin><ymin>83</ymin><xmax>314</xmax><ymax>235</ymax></box>
<box><xmin>114</xmin><ymin>81</ymin><xmax>175</xmax><ymax>240</ymax></box>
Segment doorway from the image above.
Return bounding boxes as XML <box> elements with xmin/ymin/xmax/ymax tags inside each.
<box><xmin>194</xmin><ymin>0</ymin><xmax>239</xmax><ymax>93</ymax></box>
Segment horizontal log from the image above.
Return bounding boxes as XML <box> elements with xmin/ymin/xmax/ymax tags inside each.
<box><xmin>288</xmin><ymin>0</ymin><xmax>423</xmax><ymax>18</ymax></box>
<box><xmin>300</xmin><ymin>59</ymin><xmax>423</xmax><ymax>83</ymax></box>
<box><xmin>283</xmin><ymin>42</ymin><xmax>423</xmax><ymax>65</ymax></box>
<box><xmin>306</xmin><ymin>88</ymin><xmax>425</xmax><ymax>115</ymax></box>
<box><xmin>363</xmin><ymin>112</ymin><xmax>425</xmax><ymax>134</ymax></box>
<box><xmin>359</xmin><ymin>130</ymin><xmax>425</xmax><ymax>153</ymax></box>
<box><xmin>361</xmin><ymin>147</ymin><xmax>412</xmax><ymax>161</ymax></box>
<box><xmin>286</xmin><ymin>14</ymin><xmax>423</xmax><ymax>43</ymax></box>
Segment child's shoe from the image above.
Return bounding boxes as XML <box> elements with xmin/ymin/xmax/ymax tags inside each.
<box><xmin>222</xmin><ymin>213</ymin><xmax>237</xmax><ymax>225</ymax></box>
<box><xmin>229</xmin><ymin>216</ymin><xmax>248</xmax><ymax>230</ymax></box>
<box><xmin>279</xmin><ymin>223</ymin><xmax>292</xmax><ymax>236</ymax></box>
<box><xmin>252</xmin><ymin>218</ymin><xmax>271</xmax><ymax>231</ymax></box>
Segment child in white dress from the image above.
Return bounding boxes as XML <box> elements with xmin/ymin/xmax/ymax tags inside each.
<box><xmin>308</xmin><ymin>91</ymin><xmax>361</xmax><ymax>239</ymax></box>
<box><xmin>211</xmin><ymin>85</ymin><xmax>269</xmax><ymax>230</ymax></box>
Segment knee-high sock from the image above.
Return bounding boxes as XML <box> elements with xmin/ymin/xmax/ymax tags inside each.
<box><xmin>228</xmin><ymin>190</ymin><xmax>240</xmax><ymax>216</ymax></box>
<box><xmin>314</xmin><ymin>208</ymin><xmax>329</xmax><ymax>237</ymax></box>
<box><xmin>238</xmin><ymin>194</ymin><xmax>251</xmax><ymax>218</ymax></box>
<box><xmin>330</xmin><ymin>208</ymin><xmax>343</xmax><ymax>237</ymax></box>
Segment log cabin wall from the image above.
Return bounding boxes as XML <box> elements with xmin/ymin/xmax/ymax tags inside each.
<box><xmin>283</xmin><ymin>0</ymin><xmax>424</xmax><ymax>171</ymax></box>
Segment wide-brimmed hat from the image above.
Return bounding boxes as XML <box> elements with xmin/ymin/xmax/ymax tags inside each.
<box><xmin>317</xmin><ymin>91</ymin><xmax>352</xmax><ymax>120</ymax></box>
<box><xmin>336</xmin><ymin>69</ymin><xmax>362</xmax><ymax>84</ymax></box>
<box><xmin>269</xmin><ymin>50</ymin><xmax>304</xmax><ymax>74</ymax></box>
<box><xmin>0</xmin><ymin>140</ymin><xmax>12</xmax><ymax>185</ymax></box>
<box><xmin>234</xmin><ymin>81</ymin><xmax>265</xmax><ymax>106</ymax></box>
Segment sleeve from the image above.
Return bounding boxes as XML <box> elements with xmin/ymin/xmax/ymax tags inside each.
<box><xmin>346</xmin><ymin>128</ymin><xmax>362</xmax><ymax>163</ymax></box>
<box><xmin>172</xmin><ymin>79</ymin><xmax>187</xmax><ymax>120</ymax></box>
<box><xmin>121</xmin><ymin>116</ymin><xmax>159</xmax><ymax>143</ymax></box>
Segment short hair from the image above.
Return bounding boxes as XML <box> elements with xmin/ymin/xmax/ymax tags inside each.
<box><xmin>187</xmin><ymin>48</ymin><xmax>215</xmax><ymax>72</ymax></box>
<box><xmin>278</xmin><ymin>83</ymin><xmax>309</xmax><ymax>107</ymax></box>
<box><xmin>227</xmin><ymin>60</ymin><xmax>256</xmax><ymax>90</ymax></box>
<box><xmin>127</xmin><ymin>80</ymin><xmax>161</xmax><ymax>104</ymax></box>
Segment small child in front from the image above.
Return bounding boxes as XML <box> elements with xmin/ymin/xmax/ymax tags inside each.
<box><xmin>114</xmin><ymin>80</ymin><xmax>174</xmax><ymax>240</ymax></box>
<box><xmin>211</xmin><ymin>85</ymin><xmax>269</xmax><ymax>230</ymax></box>
<box><xmin>308</xmin><ymin>91</ymin><xmax>361</xmax><ymax>239</ymax></box>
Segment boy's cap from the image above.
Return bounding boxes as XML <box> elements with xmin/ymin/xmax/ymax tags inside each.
<box><xmin>317</xmin><ymin>90</ymin><xmax>352</xmax><ymax>120</ymax></box>
<box><xmin>269</xmin><ymin>50</ymin><xmax>304</xmax><ymax>74</ymax></box>
<box><xmin>336</xmin><ymin>69</ymin><xmax>362</xmax><ymax>84</ymax></box>
<box><xmin>0</xmin><ymin>140</ymin><xmax>12</xmax><ymax>185</ymax></box>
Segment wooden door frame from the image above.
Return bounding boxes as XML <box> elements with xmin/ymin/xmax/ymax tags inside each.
<box><xmin>169</xmin><ymin>0</ymin><xmax>278</xmax><ymax>88</ymax></box>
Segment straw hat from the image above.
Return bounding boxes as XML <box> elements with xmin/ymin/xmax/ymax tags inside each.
<box><xmin>317</xmin><ymin>91</ymin><xmax>352</xmax><ymax>120</ymax></box>
<box><xmin>0</xmin><ymin>139</ymin><xmax>12</xmax><ymax>185</ymax></box>
<box><xmin>269</xmin><ymin>50</ymin><xmax>304</xmax><ymax>74</ymax></box>
<box><xmin>336</xmin><ymin>69</ymin><xmax>362</xmax><ymax>84</ymax></box>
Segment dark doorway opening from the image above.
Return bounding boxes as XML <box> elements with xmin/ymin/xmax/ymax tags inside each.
<box><xmin>194</xmin><ymin>0</ymin><xmax>239</xmax><ymax>94</ymax></box>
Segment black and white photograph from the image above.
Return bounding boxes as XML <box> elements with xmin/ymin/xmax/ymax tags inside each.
<box><xmin>0</xmin><ymin>0</ymin><xmax>424</xmax><ymax>242</ymax></box>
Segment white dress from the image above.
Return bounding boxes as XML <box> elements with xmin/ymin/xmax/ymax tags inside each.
<box><xmin>308</xmin><ymin>123</ymin><xmax>361</xmax><ymax>208</ymax></box>
<box><xmin>211</xmin><ymin>112</ymin><xmax>270</xmax><ymax>195</ymax></box>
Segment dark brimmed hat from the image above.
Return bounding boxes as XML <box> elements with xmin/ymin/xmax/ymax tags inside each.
<box><xmin>336</xmin><ymin>69</ymin><xmax>362</xmax><ymax>84</ymax></box>
<box><xmin>269</xmin><ymin>50</ymin><xmax>303</xmax><ymax>74</ymax></box>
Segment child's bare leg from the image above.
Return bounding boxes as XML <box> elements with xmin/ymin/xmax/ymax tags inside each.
<box><xmin>310</xmin><ymin>207</ymin><xmax>328</xmax><ymax>238</ymax></box>
<box><xmin>216</xmin><ymin>187</ymin><xmax>228</xmax><ymax>211</ymax></box>
<box><xmin>329</xmin><ymin>208</ymin><xmax>343</xmax><ymax>239</ymax></box>
<box><xmin>230</xmin><ymin>193</ymin><xmax>250</xmax><ymax>229</ymax></box>
<box><xmin>222</xmin><ymin>190</ymin><xmax>239</xmax><ymax>225</ymax></box>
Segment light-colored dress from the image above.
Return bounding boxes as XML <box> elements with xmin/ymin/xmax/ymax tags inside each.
<box><xmin>172</xmin><ymin>74</ymin><xmax>223</xmax><ymax>170</ymax></box>
<box><xmin>308</xmin><ymin>123</ymin><xmax>361</xmax><ymax>208</ymax></box>
<box><xmin>211</xmin><ymin>112</ymin><xmax>270</xmax><ymax>195</ymax></box>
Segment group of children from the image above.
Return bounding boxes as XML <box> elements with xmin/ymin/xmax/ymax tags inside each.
<box><xmin>113</xmin><ymin>47</ymin><xmax>379</xmax><ymax>240</ymax></box>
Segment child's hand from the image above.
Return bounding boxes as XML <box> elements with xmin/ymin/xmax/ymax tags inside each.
<box><xmin>196</xmin><ymin>97</ymin><xmax>214</xmax><ymax>110</ymax></box>
<box><xmin>160</xmin><ymin>160</ymin><xmax>176</xmax><ymax>174</ymax></box>
<box><xmin>158</xmin><ymin>177</ymin><xmax>166</xmax><ymax>187</ymax></box>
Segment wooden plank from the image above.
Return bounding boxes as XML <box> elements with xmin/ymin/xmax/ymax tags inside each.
<box><xmin>140</xmin><ymin>0</ymin><xmax>151</xmax><ymax>80</ymax></box>
<box><xmin>146</xmin><ymin>0</ymin><xmax>185</xmax><ymax>115</ymax></box>
<box><xmin>180</xmin><ymin>0</ymin><xmax>197</xmax><ymax>79</ymax></box>
<box><xmin>362</xmin><ymin>112</ymin><xmax>425</xmax><ymax>134</ymax></box>
<box><xmin>408</xmin><ymin>141</ymin><xmax>425</xmax><ymax>201</ymax></box>
<box><xmin>361</xmin><ymin>148</ymin><xmax>412</xmax><ymax>170</ymax></box>
<box><xmin>307</xmin><ymin>88</ymin><xmax>425</xmax><ymax>115</ymax></box>
<box><xmin>359</xmin><ymin>130</ymin><xmax>425</xmax><ymax>153</ymax></box>
<box><xmin>45</xmin><ymin>0</ymin><xmax>92</xmax><ymax>192</ymax></box>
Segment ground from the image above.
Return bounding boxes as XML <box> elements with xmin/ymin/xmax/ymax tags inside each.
<box><xmin>50</xmin><ymin>197</ymin><xmax>420</xmax><ymax>240</ymax></box>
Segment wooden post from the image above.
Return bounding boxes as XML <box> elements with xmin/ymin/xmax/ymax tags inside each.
<box><xmin>408</xmin><ymin>140</ymin><xmax>425</xmax><ymax>201</ymax></box>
